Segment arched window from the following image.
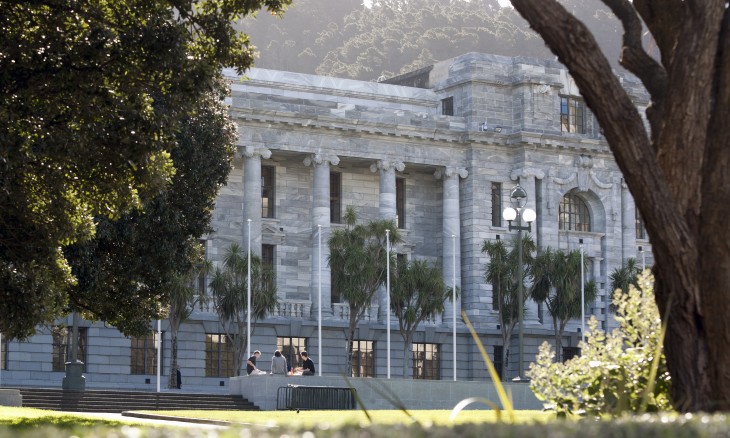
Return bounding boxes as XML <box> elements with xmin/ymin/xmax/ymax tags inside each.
<box><xmin>559</xmin><ymin>192</ymin><xmax>591</xmax><ymax>231</ymax></box>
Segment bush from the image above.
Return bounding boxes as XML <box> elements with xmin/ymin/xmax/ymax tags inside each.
<box><xmin>527</xmin><ymin>271</ymin><xmax>672</xmax><ymax>417</ymax></box>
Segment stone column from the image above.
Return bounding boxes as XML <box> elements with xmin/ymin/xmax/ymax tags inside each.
<box><xmin>434</xmin><ymin>167</ymin><xmax>468</xmax><ymax>326</ymax></box>
<box><xmin>510</xmin><ymin>167</ymin><xmax>545</xmax><ymax>326</ymax></box>
<box><xmin>620</xmin><ymin>180</ymin><xmax>637</xmax><ymax>263</ymax></box>
<box><xmin>304</xmin><ymin>153</ymin><xmax>340</xmax><ymax>318</ymax></box>
<box><xmin>370</xmin><ymin>159</ymin><xmax>405</xmax><ymax>320</ymax></box>
<box><xmin>243</xmin><ymin>146</ymin><xmax>271</xmax><ymax>257</ymax></box>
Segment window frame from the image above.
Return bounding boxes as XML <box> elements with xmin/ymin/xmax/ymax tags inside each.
<box><xmin>1</xmin><ymin>335</ymin><xmax>7</xmax><ymax>371</ymax></box>
<box><xmin>261</xmin><ymin>165</ymin><xmax>275</xmax><ymax>218</ymax></box>
<box><xmin>493</xmin><ymin>345</ymin><xmax>504</xmax><ymax>381</ymax></box>
<box><xmin>330</xmin><ymin>172</ymin><xmax>342</xmax><ymax>224</ymax></box>
<box><xmin>412</xmin><ymin>343</ymin><xmax>440</xmax><ymax>380</ymax></box>
<box><xmin>491</xmin><ymin>182</ymin><xmax>502</xmax><ymax>227</ymax></box>
<box><xmin>52</xmin><ymin>326</ymin><xmax>88</xmax><ymax>372</ymax></box>
<box><xmin>277</xmin><ymin>336</ymin><xmax>308</xmax><ymax>370</ymax></box>
<box><xmin>351</xmin><ymin>340</ymin><xmax>375</xmax><ymax>378</ymax></box>
<box><xmin>559</xmin><ymin>192</ymin><xmax>591</xmax><ymax>232</ymax></box>
<box><xmin>396</xmin><ymin>177</ymin><xmax>406</xmax><ymax>229</ymax></box>
<box><xmin>636</xmin><ymin>212</ymin><xmax>647</xmax><ymax>240</ymax></box>
<box><xmin>560</xmin><ymin>96</ymin><xmax>586</xmax><ymax>134</ymax></box>
<box><xmin>130</xmin><ymin>332</ymin><xmax>164</xmax><ymax>375</ymax></box>
<box><xmin>441</xmin><ymin>97</ymin><xmax>454</xmax><ymax>116</ymax></box>
<box><xmin>205</xmin><ymin>333</ymin><xmax>235</xmax><ymax>377</ymax></box>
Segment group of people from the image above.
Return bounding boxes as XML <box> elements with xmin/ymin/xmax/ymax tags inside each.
<box><xmin>246</xmin><ymin>350</ymin><xmax>316</xmax><ymax>376</ymax></box>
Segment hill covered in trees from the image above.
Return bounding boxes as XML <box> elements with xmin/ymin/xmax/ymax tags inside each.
<box><xmin>238</xmin><ymin>0</ymin><xmax>623</xmax><ymax>81</ymax></box>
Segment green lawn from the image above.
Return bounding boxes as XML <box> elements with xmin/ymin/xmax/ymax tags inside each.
<box><xmin>135</xmin><ymin>408</ymin><xmax>554</xmax><ymax>428</ymax></box>
<box><xmin>0</xmin><ymin>406</ymin><xmax>143</xmax><ymax>428</ymax></box>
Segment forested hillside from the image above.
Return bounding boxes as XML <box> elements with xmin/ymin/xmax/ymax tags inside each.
<box><xmin>238</xmin><ymin>0</ymin><xmax>623</xmax><ymax>81</ymax></box>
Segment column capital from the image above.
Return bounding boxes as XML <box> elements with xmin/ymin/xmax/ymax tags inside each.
<box><xmin>244</xmin><ymin>146</ymin><xmax>272</xmax><ymax>159</ymax></box>
<box><xmin>370</xmin><ymin>159</ymin><xmax>405</xmax><ymax>173</ymax></box>
<box><xmin>434</xmin><ymin>166</ymin><xmax>468</xmax><ymax>180</ymax></box>
<box><xmin>303</xmin><ymin>152</ymin><xmax>340</xmax><ymax>167</ymax></box>
<box><xmin>509</xmin><ymin>167</ymin><xmax>545</xmax><ymax>181</ymax></box>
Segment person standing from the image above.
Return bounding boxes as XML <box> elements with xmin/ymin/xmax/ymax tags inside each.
<box><xmin>300</xmin><ymin>351</ymin><xmax>315</xmax><ymax>376</ymax></box>
<box><xmin>271</xmin><ymin>350</ymin><xmax>288</xmax><ymax>375</ymax></box>
<box><xmin>246</xmin><ymin>350</ymin><xmax>261</xmax><ymax>375</ymax></box>
<box><xmin>175</xmin><ymin>365</ymin><xmax>182</xmax><ymax>389</ymax></box>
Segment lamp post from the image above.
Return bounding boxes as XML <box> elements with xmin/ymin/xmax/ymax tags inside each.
<box><xmin>386</xmin><ymin>229</ymin><xmax>391</xmax><ymax>379</ymax></box>
<box><xmin>579</xmin><ymin>238</ymin><xmax>585</xmax><ymax>343</ymax></box>
<box><xmin>502</xmin><ymin>185</ymin><xmax>536</xmax><ymax>380</ymax></box>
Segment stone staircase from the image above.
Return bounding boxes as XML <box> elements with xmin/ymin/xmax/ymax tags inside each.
<box><xmin>14</xmin><ymin>387</ymin><xmax>259</xmax><ymax>413</ymax></box>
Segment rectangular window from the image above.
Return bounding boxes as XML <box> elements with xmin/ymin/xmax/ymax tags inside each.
<box><xmin>493</xmin><ymin>345</ymin><xmax>504</xmax><ymax>381</ymax></box>
<box><xmin>441</xmin><ymin>97</ymin><xmax>454</xmax><ymax>116</ymax></box>
<box><xmin>1</xmin><ymin>334</ymin><xmax>7</xmax><ymax>370</ymax></box>
<box><xmin>396</xmin><ymin>177</ymin><xmax>406</xmax><ymax>229</ymax></box>
<box><xmin>130</xmin><ymin>332</ymin><xmax>163</xmax><ymax>375</ymax></box>
<box><xmin>491</xmin><ymin>278</ymin><xmax>500</xmax><ymax>311</ymax></box>
<box><xmin>277</xmin><ymin>337</ymin><xmax>307</xmax><ymax>371</ymax></box>
<box><xmin>205</xmin><ymin>333</ymin><xmax>235</xmax><ymax>377</ymax></box>
<box><xmin>261</xmin><ymin>165</ymin><xmax>275</xmax><ymax>218</ymax></box>
<box><xmin>196</xmin><ymin>239</ymin><xmax>207</xmax><ymax>295</ymax></box>
<box><xmin>351</xmin><ymin>340</ymin><xmax>375</xmax><ymax>377</ymax></box>
<box><xmin>412</xmin><ymin>343</ymin><xmax>440</xmax><ymax>380</ymax></box>
<box><xmin>52</xmin><ymin>326</ymin><xmax>88</xmax><ymax>372</ymax></box>
<box><xmin>491</xmin><ymin>182</ymin><xmax>502</xmax><ymax>227</ymax></box>
<box><xmin>560</xmin><ymin>96</ymin><xmax>586</xmax><ymax>134</ymax></box>
<box><xmin>262</xmin><ymin>244</ymin><xmax>275</xmax><ymax>292</ymax></box>
<box><xmin>636</xmin><ymin>212</ymin><xmax>647</xmax><ymax>240</ymax></box>
<box><xmin>562</xmin><ymin>346</ymin><xmax>581</xmax><ymax>363</ymax></box>
<box><xmin>330</xmin><ymin>172</ymin><xmax>342</xmax><ymax>224</ymax></box>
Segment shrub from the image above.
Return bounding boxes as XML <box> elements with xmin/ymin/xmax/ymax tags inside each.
<box><xmin>527</xmin><ymin>271</ymin><xmax>671</xmax><ymax>417</ymax></box>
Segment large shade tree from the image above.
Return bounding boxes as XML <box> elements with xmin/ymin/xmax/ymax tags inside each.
<box><xmin>509</xmin><ymin>0</ymin><xmax>730</xmax><ymax>412</ymax></box>
<box><xmin>0</xmin><ymin>0</ymin><xmax>290</xmax><ymax>339</ymax></box>
<box><xmin>328</xmin><ymin>206</ymin><xmax>401</xmax><ymax>374</ymax></box>
<box><xmin>208</xmin><ymin>243</ymin><xmax>278</xmax><ymax>377</ymax></box>
<box><xmin>390</xmin><ymin>258</ymin><xmax>450</xmax><ymax>379</ymax></box>
<box><xmin>482</xmin><ymin>234</ymin><xmax>535</xmax><ymax>380</ymax></box>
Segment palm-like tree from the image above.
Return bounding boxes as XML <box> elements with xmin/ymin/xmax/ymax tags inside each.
<box><xmin>390</xmin><ymin>258</ymin><xmax>450</xmax><ymax>379</ymax></box>
<box><xmin>531</xmin><ymin>248</ymin><xmax>597</xmax><ymax>362</ymax></box>
<box><xmin>482</xmin><ymin>233</ymin><xmax>535</xmax><ymax>379</ymax></box>
<box><xmin>328</xmin><ymin>206</ymin><xmax>401</xmax><ymax>374</ymax></box>
<box><xmin>208</xmin><ymin>243</ymin><xmax>277</xmax><ymax>376</ymax></box>
<box><xmin>609</xmin><ymin>258</ymin><xmax>641</xmax><ymax>312</ymax></box>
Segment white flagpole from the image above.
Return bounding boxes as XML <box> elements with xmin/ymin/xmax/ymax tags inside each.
<box><xmin>318</xmin><ymin>224</ymin><xmax>322</xmax><ymax>377</ymax></box>
<box><xmin>247</xmin><ymin>218</ymin><xmax>252</xmax><ymax>362</ymax></box>
<box><xmin>452</xmin><ymin>234</ymin><xmax>457</xmax><ymax>382</ymax></box>
<box><xmin>386</xmin><ymin>229</ymin><xmax>391</xmax><ymax>380</ymax></box>
<box><xmin>156</xmin><ymin>319</ymin><xmax>161</xmax><ymax>393</ymax></box>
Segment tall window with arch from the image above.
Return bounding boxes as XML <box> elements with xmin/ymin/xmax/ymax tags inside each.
<box><xmin>559</xmin><ymin>192</ymin><xmax>591</xmax><ymax>231</ymax></box>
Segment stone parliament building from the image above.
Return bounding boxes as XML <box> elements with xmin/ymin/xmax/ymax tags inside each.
<box><xmin>1</xmin><ymin>53</ymin><xmax>653</xmax><ymax>390</ymax></box>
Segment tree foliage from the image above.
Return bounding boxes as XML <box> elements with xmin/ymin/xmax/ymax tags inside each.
<box><xmin>65</xmin><ymin>82</ymin><xmax>235</xmax><ymax>337</ymax></box>
<box><xmin>390</xmin><ymin>258</ymin><xmax>450</xmax><ymax>379</ymax></box>
<box><xmin>208</xmin><ymin>243</ymin><xmax>278</xmax><ymax>377</ymax></box>
<box><xmin>0</xmin><ymin>0</ymin><xmax>289</xmax><ymax>339</ymax></box>
<box><xmin>528</xmin><ymin>271</ymin><xmax>671</xmax><ymax>417</ymax></box>
<box><xmin>509</xmin><ymin>0</ymin><xmax>730</xmax><ymax>412</ymax></box>
<box><xmin>531</xmin><ymin>248</ymin><xmax>597</xmax><ymax>362</ymax></box>
<box><xmin>328</xmin><ymin>206</ymin><xmax>401</xmax><ymax>373</ymax></box>
<box><xmin>482</xmin><ymin>234</ymin><xmax>535</xmax><ymax>379</ymax></box>
<box><xmin>609</xmin><ymin>257</ymin><xmax>641</xmax><ymax>312</ymax></box>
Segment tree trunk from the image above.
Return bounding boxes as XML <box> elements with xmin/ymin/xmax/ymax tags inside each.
<box><xmin>168</xmin><ymin>334</ymin><xmax>178</xmax><ymax>389</ymax></box>
<box><xmin>509</xmin><ymin>0</ymin><xmax>730</xmax><ymax>411</ymax></box>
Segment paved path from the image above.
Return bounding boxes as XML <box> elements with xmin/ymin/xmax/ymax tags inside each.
<box><xmin>69</xmin><ymin>412</ymin><xmax>229</xmax><ymax>430</ymax></box>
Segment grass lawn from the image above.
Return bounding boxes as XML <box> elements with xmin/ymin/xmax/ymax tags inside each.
<box><xmin>134</xmin><ymin>408</ymin><xmax>554</xmax><ymax>428</ymax></box>
<box><xmin>0</xmin><ymin>406</ymin><xmax>145</xmax><ymax>428</ymax></box>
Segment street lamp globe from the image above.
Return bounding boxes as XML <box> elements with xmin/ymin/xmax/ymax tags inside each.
<box><xmin>502</xmin><ymin>207</ymin><xmax>517</xmax><ymax>222</ymax></box>
<box><xmin>522</xmin><ymin>208</ymin><xmax>537</xmax><ymax>223</ymax></box>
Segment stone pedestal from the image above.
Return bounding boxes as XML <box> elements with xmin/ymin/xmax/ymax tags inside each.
<box><xmin>62</xmin><ymin>361</ymin><xmax>86</xmax><ymax>390</ymax></box>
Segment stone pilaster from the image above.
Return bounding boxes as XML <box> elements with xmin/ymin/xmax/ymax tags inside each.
<box><xmin>243</xmin><ymin>146</ymin><xmax>271</xmax><ymax>257</ymax></box>
<box><xmin>370</xmin><ymin>159</ymin><xmax>405</xmax><ymax>320</ymax></box>
<box><xmin>620</xmin><ymin>179</ymin><xmax>637</xmax><ymax>263</ymax></box>
<box><xmin>434</xmin><ymin>167</ymin><xmax>468</xmax><ymax>326</ymax></box>
<box><xmin>304</xmin><ymin>153</ymin><xmax>340</xmax><ymax>318</ymax></box>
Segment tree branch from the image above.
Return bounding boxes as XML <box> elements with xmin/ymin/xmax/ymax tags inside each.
<box><xmin>601</xmin><ymin>0</ymin><xmax>667</xmax><ymax>121</ymax></box>
<box><xmin>633</xmin><ymin>0</ymin><xmax>685</xmax><ymax>66</ymax></box>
